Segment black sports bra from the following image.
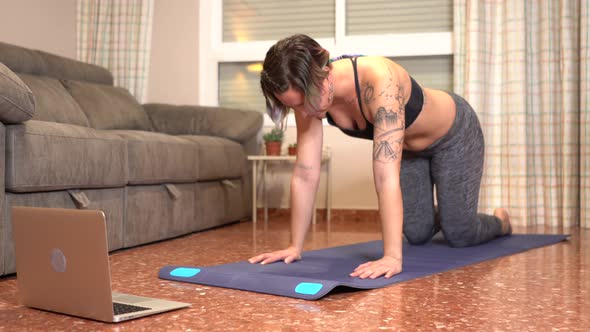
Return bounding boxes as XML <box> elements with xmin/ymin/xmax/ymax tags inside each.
<box><xmin>326</xmin><ymin>56</ymin><xmax>424</xmax><ymax>140</ymax></box>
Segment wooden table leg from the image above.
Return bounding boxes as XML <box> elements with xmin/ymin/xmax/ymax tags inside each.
<box><xmin>252</xmin><ymin>160</ymin><xmax>257</xmax><ymax>224</ymax></box>
<box><xmin>263</xmin><ymin>160</ymin><xmax>268</xmax><ymax>225</ymax></box>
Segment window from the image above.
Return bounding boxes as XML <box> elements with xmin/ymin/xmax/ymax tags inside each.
<box><xmin>391</xmin><ymin>56</ymin><xmax>453</xmax><ymax>92</ymax></box>
<box><xmin>346</xmin><ymin>0</ymin><xmax>453</xmax><ymax>35</ymax></box>
<box><xmin>219</xmin><ymin>61</ymin><xmax>263</xmax><ymax>110</ymax></box>
<box><xmin>222</xmin><ymin>0</ymin><xmax>335</xmax><ymax>42</ymax></box>
<box><xmin>200</xmin><ymin>1</ymin><xmax>453</xmax><ymax>124</ymax></box>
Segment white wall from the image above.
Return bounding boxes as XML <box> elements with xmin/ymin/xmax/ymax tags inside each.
<box><xmin>0</xmin><ymin>0</ymin><xmax>77</xmax><ymax>58</ymax></box>
<box><xmin>145</xmin><ymin>0</ymin><xmax>200</xmax><ymax>104</ymax></box>
<box><xmin>0</xmin><ymin>0</ymin><xmax>200</xmax><ymax>106</ymax></box>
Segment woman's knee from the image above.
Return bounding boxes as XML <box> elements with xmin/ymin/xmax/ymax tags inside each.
<box><xmin>443</xmin><ymin>229</ymin><xmax>479</xmax><ymax>247</ymax></box>
<box><xmin>445</xmin><ymin>237</ymin><xmax>473</xmax><ymax>248</ymax></box>
<box><xmin>404</xmin><ymin>229</ymin><xmax>433</xmax><ymax>245</ymax></box>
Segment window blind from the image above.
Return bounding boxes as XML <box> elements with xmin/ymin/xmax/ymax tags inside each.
<box><xmin>223</xmin><ymin>0</ymin><xmax>335</xmax><ymax>42</ymax></box>
<box><xmin>392</xmin><ymin>56</ymin><xmax>453</xmax><ymax>92</ymax></box>
<box><xmin>346</xmin><ymin>0</ymin><xmax>453</xmax><ymax>35</ymax></box>
<box><xmin>219</xmin><ymin>62</ymin><xmax>266</xmax><ymax>111</ymax></box>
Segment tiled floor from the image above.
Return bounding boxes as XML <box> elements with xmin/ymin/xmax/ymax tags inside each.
<box><xmin>0</xmin><ymin>211</ymin><xmax>588</xmax><ymax>331</ymax></box>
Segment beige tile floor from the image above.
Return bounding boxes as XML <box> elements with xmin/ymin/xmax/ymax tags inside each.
<box><xmin>0</xmin><ymin>211</ymin><xmax>587</xmax><ymax>331</ymax></box>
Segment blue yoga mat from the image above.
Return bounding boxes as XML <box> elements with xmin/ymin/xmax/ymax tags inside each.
<box><xmin>159</xmin><ymin>234</ymin><xmax>568</xmax><ymax>300</ymax></box>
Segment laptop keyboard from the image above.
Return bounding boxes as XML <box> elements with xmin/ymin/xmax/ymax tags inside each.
<box><xmin>113</xmin><ymin>302</ymin><xmax>151</xmax><ymax>315</ymax></box>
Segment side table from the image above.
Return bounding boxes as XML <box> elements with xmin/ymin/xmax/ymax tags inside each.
<box><xmin>248</xmin><ymin>148</ymin><xmax>332</xmax><ymax>226</ymax></box>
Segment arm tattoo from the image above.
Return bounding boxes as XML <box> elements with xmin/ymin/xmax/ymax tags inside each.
<box><xmin>374</xmin><ymin>106</ymin><xmax>399</xmax><ymax>128</ymax></box>
<box><xmin>395</xmin><ymin>84</ymin><xmax>405</xmax><ymax>114</ymax></box>
<box><xmin>377</xmin><ymin>127</ymin><xmax>403</xmax><ymax>139</ymax></box>
<box><xmin>295</xmin><ymin>163</ymin><xmax>313</xmax><ymax>170</ymax></box>
<box><xmin>373</xmin><ymin>141</ymin><xmax>400</xmax><ymax>161</ymax></box>
<box><xmin>378</xmin><ymin>67</ymin><xmax>395</xmax><ymax>101</ymax></box>
<box><xmin>373</xmin><ymin>83</ymin><xmax>405</xmax><ymax>164</ymax></box>
<box><xmin>363</xmin><ymin>82</ymin><xmax>375</xmax><ymax>107</ymax></box>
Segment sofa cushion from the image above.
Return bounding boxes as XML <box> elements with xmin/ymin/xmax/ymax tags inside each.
<box><xmin>62</xmin><ymin>80</ymin><xmax>153</xmax><ymax>131</ymax></box>
<box><xmin>6</xmin><ymin>120</ymin><xmax>127</xmax><ymax>193</ymax></box>
<box><xmin>0</xmin><ymin>62</ymin><xmax>35</xmax><ymax>123</ymax></box>
<box><xmin>109</xmin><ymin>130</ymin><xmax>199</xmax><ymax>185</ymax></box>
<box><xmin>0</xmin><ymin>41</ymin><xmax>114</xmax><ymax>85</ymax></box>
<box><xmin>144</xmin><ymin>104</ymin><xmax>264</xmax><ymax>144</ymax></box>
<box><xmin>180</xmin><ymin>135</ymin><xmax>246</xmax><ymax>181</ymax></box>
<box><xmin>19</xmin><ymin>74</ymin><xmax>90</xmax><ymax>127</ymax></box>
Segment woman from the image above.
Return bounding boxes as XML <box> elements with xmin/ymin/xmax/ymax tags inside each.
<box><xmin>249</xmin><ymin>34</ymin><xmax>512</xmax><ymax>279</ymax></box>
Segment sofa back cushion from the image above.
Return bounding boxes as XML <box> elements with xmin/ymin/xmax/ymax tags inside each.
<box><xmin>0</xmin><ymin>62</ymin><xmax>35</xmax><ymax>123</ymax></box>
<box><xmin>62</xmin><ymin>80</ymin><xmax>153</xmax><ymax>131</ymax></box>
<box><xmin>0</xmin><ymin>41</ymin><xmax>113</xmax><ymax>85</ymax></box>
<box><xmin>19</xmin><ymin>74</ymin><xmax>90</xmax><ymax>127</ymax></box>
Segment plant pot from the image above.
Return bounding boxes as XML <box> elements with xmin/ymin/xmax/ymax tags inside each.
<box><xmin>265</xmin><ymin>141</ymin><xmax>282</xmax><ymax>156</ymax></box>
<box><xmin>288</xmin><ymin>147</ymin><xmax>297</xmax><ymax>156</ymax></box>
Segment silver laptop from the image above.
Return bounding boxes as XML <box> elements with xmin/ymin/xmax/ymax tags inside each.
<box><xmin>11</xmin><ymin>206</ymin><xmax>191</xmax><ymax>323</ymax></box>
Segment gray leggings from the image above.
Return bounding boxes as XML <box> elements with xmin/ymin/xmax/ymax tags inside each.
<box><xmin>401</xmin><ymin>92</ymin><xmax>503</xmax><ymax>247</ymax></box>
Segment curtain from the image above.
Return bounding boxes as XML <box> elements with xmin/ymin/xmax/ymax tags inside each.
<box><xmin>454</xmin><ymin>0</ymin><xmax>588</xmax><ymax>228</ymax></box>
<box><xmin>581</xmin><ymin>0</ymin><xmax>589</xmax><ymax>228</ymax></box>
<box><xmin>76</xmin><ymin>0</ymin><xmax>154</xmax><ymax>102</ymax></box>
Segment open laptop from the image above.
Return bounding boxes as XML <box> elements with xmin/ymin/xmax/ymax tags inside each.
<box><xmin>11</xmin><ymin>206</ymin><xmax>191</xmax><ymax>323</ymax></box>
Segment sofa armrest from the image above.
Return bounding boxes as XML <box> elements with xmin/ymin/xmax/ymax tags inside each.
<box><xmin>0</xmin><ymin>62</ymin><xmax>35</xmax><ymax>124</ymax></box>
<box><xmin>143</xmin><ymin>104</ymin><xmax>263</xmax><ymax>144</ymax></box>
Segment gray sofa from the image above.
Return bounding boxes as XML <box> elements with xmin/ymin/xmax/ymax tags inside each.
<box><xmin>0</xmin><ymin>42</ymin><xmax>263</xmax><ymax>276</ymax></box>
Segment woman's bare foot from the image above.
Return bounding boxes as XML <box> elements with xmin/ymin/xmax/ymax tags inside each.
<box><xmin>494</xmin><ymin>208</ymin><xmax>513</xmax><ymax>235</ymax></box>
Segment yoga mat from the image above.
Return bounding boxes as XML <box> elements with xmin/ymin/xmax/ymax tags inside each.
<box><xmin>159</xmin><ymin>234</ymin><xmax>568</xmax><ymax>300</ymax></box>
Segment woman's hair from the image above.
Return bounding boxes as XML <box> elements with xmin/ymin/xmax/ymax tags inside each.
<box><xmin>260</xmin><ymin>34</ymin><xmax>330</xmax><ymax>128</ymax></box>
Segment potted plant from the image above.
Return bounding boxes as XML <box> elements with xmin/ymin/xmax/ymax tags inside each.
<box><xmin>288</xmin><ymin>143</ymin><xmax>297</xmax><ymax>156</ymax></box>
<box><xmin>262</xmin><ymin>128</ymin><xmax>284</xmax><ymax>155</ymax></box>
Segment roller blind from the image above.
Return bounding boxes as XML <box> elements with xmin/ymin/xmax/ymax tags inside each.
<box><xmin>222</xmin><ymin>0</ymin><xmax>335</xmax><ymax>42</ymax></box>
<box><xmin>392</xmin><ymin>56</ymin><xmax>453</xmax><ymax>92</ymax></box>
<box><xmin>219</xmin><ymin>56</ymin><xmax>453</xmax><ymax>112</ymax></box>
<box><xmin>346</xmin><ymin>0</ymin><xmax>453</xmax><ymax>35</ymax></box>
<box><xmin>219</xmin><ymin>62</ymin><xmax>265</xmax><ymax>111</ymax></box>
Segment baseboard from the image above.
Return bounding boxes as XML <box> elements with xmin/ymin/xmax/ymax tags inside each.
<box><xmin>254</xmin><ymin>208</ymin><xmax>381</xmax><ymax>222</ymax></box>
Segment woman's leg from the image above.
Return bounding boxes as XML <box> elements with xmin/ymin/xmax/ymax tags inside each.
<box><xmin>431</xmin><ymin>100</ymin><xmax>504</xmax><ymax>248</ymax></box>
<box><xmin>401</xmin><ymin>154</ymin><xmax>438</xmax><ymax>245</ymax></box>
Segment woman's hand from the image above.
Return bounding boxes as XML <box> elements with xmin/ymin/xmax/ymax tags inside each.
<box><xmin>350</xmin><ymin>256</ymin><xmax>402</xmax><ymax>279</ymax></box>
<box><xmin>248</xmin><ymin>246</ymin><xmax>302</xmax><ymax>265</ymax></box>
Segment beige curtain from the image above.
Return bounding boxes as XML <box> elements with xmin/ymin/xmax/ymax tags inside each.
<box><xmin>454</xmin><ymin>0</ymin><xmax>589</xmax><ymax>228</ymax></box>
<box><xmin>76</xmin><ymin>0</ymin><xmax>154</xmax><ymax>102</ymax></box>
<box><xmin>582</xmin><ymin>0</ymin><xmax>590</xmax><ymax>228</ymax></box>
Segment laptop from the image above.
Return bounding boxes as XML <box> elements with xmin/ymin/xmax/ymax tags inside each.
<box><xmin>11</xmin><ymin>206</ymin><xmax>191</xmax><ymax>323</ymax></box>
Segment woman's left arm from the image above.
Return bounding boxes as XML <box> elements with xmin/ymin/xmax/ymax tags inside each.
<box><xmin>350</xmin><ymin>60</ymin><xmax>404</xmax><ymax>279</ymax></box>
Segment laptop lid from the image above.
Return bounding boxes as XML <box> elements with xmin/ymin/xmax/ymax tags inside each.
<box><xmin>12</xmin><ymin>206</ymin><xmax>115</xmax><ymax>322</ymax></box>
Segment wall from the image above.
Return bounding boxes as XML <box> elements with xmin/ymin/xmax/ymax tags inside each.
<box><xmin>0</xmin><ymin>0</ymin><xmax>77</xmax><ymax>58</ymax></box>
<box><xmin>264</xmin><ymin>125</ymin><xmax>378</xmax><ymax>210</ymax></box>
<box><xmin>145</xmin><ymin>0</ymin><xmax>199</xmax><ymax>104</ymax></box>
<box><xmin>0</xmin><ymin>0</ymin><xmax>199</xmax><ymax>105</ymax></box>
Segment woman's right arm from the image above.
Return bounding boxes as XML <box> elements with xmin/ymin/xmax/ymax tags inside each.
<box><xmin>249</xmin><ymin>109</ymin><xmax>323</xmax><ymax>264</ymax></box>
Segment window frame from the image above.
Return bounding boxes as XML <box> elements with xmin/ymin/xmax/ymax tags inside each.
<box><xmin>198</xmin><ymin>0</ymin><xmax>452</xmax><ymax>125</ymax></box>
